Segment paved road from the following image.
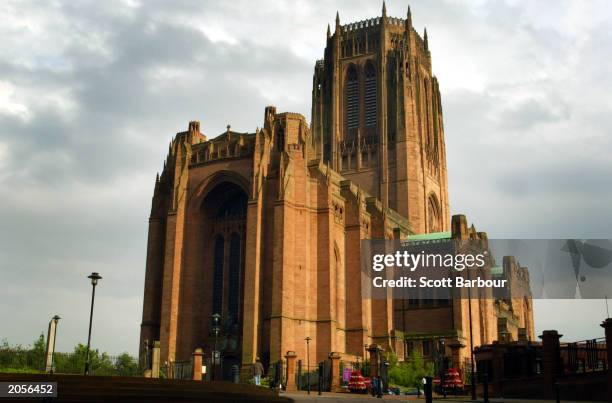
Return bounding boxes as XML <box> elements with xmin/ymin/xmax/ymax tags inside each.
<box><xmin>284</xmin><ymin>391</ymin><xmax>607</xmax><ymax>403</ymax></box>
<box><xmin>284</xmin><ymin>391</ymin><xmax>415</xmax><ymax>402</ymax></box>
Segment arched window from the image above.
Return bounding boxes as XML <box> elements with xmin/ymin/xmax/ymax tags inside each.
<box><xmin>427</xmin><ymin>194</ymin><xmax>441</xmax><ymax>233</ymax></box>
<box><xmin>217</xmin><ymin>194</ymin><xmax>247</xmax><ymax>218</ymax></box>
<box><xmin>212</xmin><ymin>235</ymin><xmax>224</xmax><ymax>315</ymax></box>
<box><xmin>364</xmin><ymin>62</ymin><xmax>377</xmax><ymax>127</ymax></box>
<box><xmin>345</xmin><ymin>64</ymin><xmax>359</xmax><ymax>130</ymax></box>
<box><xmin>228</xmin><ymin>233</ymin><xmax>241</xmax><ymax>324</ymax></box>
<box><xmin>425</xmin><ymin>79</ymin><xmax>432</xmax><ymax>147</ymax></box>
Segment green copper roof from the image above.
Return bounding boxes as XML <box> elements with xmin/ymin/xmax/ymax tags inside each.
<box><xmin>490</xmin><ymin>265</ymin><xmax>504</xmax><ymax>276</ymax></box>
<box><xmin>407</xmin><ymin>231</ymin><xmax>452</xmax><ymax>241</ymax></box>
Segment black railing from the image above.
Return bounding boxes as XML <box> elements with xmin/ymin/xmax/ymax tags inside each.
<box><xmin>171</xmin><ymin>360</ymin><xmax>192</xmax><ymax>380</ymax></box>
<box><xmin>560</xmin><ymin>338</ymin><xmax>607</xmax><ymax>374</ymax></box>
<box><xmin>297</xmin><ymin>362</ymin><xmax>322</xmax><ymax>391</ymax></box>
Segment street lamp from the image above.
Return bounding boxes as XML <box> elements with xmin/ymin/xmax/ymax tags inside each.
<box><xmin>439</xmin><ymin>338</ymin><xmax>447</xmax><ymax>398</ymax></box>
<box><xmin>84</xmin><ymin>272</ymin><xmax>102</xmax><ymax>375</ymax></box>
<box><xmin>467</xmin><ymin>275</ymin><xmax>477</xmax><ymax>400</ymax></box>
<box><xmin>212</xmin><ymin>313</ymin><xmax>221</xmax><ymax>381</ymax></box>
<box><xmin>305</xmin><ymin>336</ymin><xmax>311</xmax><ymax>395</ymax></box>
<box><xmin>364</xmin><ymin>344</ymin><xmax>369</xmax><ymax>376</ymax></box>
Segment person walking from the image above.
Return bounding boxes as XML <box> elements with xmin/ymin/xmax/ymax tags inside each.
<box><xmin>376</xmin><ymin>375</ymin><xmax>383</xmax><ymax>398</ymax></box>
<box><xmin>252</xmin><ymin>357</ymin><xmax>264</xmax><ymax>386</ymax></box>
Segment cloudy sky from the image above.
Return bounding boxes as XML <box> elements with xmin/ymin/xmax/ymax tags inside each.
<box><xmin>1</xmin><ymin>0</ymin><xmax>611</xmax><ymax>355</ymax></box>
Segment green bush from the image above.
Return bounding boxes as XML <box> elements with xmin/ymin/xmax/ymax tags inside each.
<box><xmin>0</xmin><ymin>334</ymin><xmax>46</xmax><ymax>373</ymax></box>
<box><xmin>114</xmin><ymin>352</ymin><xmax>139</xmax><ymax>376</ymax></box>
<box><xmin>388</xmin><ymin>350</ymin><xmax>434</xmax><ymax>388</ymax></box>
<box><xmin>260</xmin><ymin>376</ymin><xmax>271</xmax><ymax>387</ymax></box>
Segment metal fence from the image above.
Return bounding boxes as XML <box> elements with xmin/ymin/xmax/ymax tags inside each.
<box><xmin>462</xmin><ymin>358</ymin><xmax>473</xmax><ymax>385</ymax></box>
<box><xmin>0</xmin><ymin>349</ymin><xmax>44</xmax><ymax>372</ymax></box>
<box><xmin>170</xmin><ymin>360</ymin><xmax>192</xmax><ymax>380</ymax></box>
<box><xmin>560</xmin><ymin>338</ymin><xmax>607</xmax><ymax>374</ymax></box>
<box><xmin>296</xmin><ymin>360</ymin><xmax>324</xmax><ymax>391</ymax></box>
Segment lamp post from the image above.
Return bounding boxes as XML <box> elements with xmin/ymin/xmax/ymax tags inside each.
<box><xmin>84</xmin><ymin>272</ymin><xmax>102</xmax><ymax>376</ymax></box>
<box><xmin>363</xmin><ymin>344</ymin><xmax>369</xmax><ymax>377</ymax></box>
<box><xmin>467</xmin><ymin>277</ymin><xmax>477</xmax><ymax>399</ymax></box>
<box><xmin>305</xmin><ymin>336</ymin><xmax>311</xmax><ymax>394</ymax></box>
<box><xmin>212</xmin><ymin>313</ymin><xmax>220</xmax><ymax>381</ymax></box>
<box><xmin>439</xmin><ymin>338</ymin><xmax>446</xmax><ymax>373</ymax></box>
<box><xmin>439</xmin><ymin>338</ymin><xmax>447</xmax><ymax>398</ymax></box>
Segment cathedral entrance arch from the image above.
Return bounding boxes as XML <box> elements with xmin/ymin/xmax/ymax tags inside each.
<box><xmin>200</xmin><ymin>180</ymin><xmax>247</xmax><ymax>380</ymax></box>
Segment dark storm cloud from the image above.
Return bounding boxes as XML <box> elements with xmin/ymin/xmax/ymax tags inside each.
<box><xmin>0</xmin><ymin>0</ymin><xmax>312</xmax><ymax>353</ymax></box>
<box><xmin>1</xmin><ymin>0</ymin><xmax>611</xmax><ymax>353</ymax></box>
<box><xmin>1</xmin><ymin>1</ymin><xmax>310</xmax><ymax>189</ymax></box>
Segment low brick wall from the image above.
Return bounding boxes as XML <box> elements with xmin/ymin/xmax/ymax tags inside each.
<box><xmin>557</xmin><ymin>372</ymin><xmax>608</xmax><ymax>402</ymax></box>
<box><xmin>478</xmin><ymin>372</ymin><xmax>608</xmax><ymax>401</ymax></box>
<box><xmin>0</xmin><ymin>373</ymin><xmax>292</xmax><ymax>403</ymax></box>
<box><xmin>495</xmin><ymin>377</ymin><xmax>547</xmax><ymax>399</ymax></box>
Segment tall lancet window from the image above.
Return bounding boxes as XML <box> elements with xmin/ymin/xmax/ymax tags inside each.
<box><xmin>276</xmin><ymin>126</ymin><xmax>284</xmax><ymax>152</ymax></box>
<box><xmin>212</xmin><ymin>235</ymin><xmax>224</xmax><ymax>315</ymax></box>
<box><xmin>364</xmin><ymin>61</ymin><xmax>377</xmax><ymax>127</ymax></box>
<box><xmin>228</xmin><ymin>232</ymin><xmax>241</xmax><ymax>324</ymax></box>
<box><xmin>427</xmin><ymin>194</ymin><xmax>441</xmax><ymax>233</ymax></box>
<box><xmin>345</xmin><ymin>64</ymin><xmax>359</xmax><ymax>130</ymax></box>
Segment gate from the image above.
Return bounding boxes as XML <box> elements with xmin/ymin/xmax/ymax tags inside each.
<box><xmin>379</xmin><ymin>360</ymin><xmax>389</xmax><ymax>392</ymax></box>
<box><xmin>297</xmin><ymin>359</ymin><xmax>318</xmax><ymax>391</ymax></box>
<box><xmin>318</xmin><ymin>360</ymin><xmax>332</xmax><ymax>391</ymax></box>
<box><xmin>362</xmin><ymin>358</ymin><xmax>371</xmax><ymax>377</ymax></box>
<box><xmin>171</xmin><ymin>360</ymin><xmax>192</xmax><ymax>380</ymax></box>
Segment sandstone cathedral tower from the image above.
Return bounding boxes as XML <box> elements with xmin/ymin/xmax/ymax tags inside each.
<box><xmin>311</xmin><ymin>4</ymin><xmax>449</xmax><ymax>235</ymax></box>
<box><xmin>140</xmin><ymin>4</ymin><xmax>534</xmax><ymax>381</ymax></box>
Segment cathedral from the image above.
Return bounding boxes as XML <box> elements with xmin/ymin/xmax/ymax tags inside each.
<box><xmin>139</xmin><ymin>4</ymin><xmax>534</xmax><ymax>380</ymax></box>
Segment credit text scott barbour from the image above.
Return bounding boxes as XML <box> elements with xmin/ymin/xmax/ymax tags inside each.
<box><xmin>372</xmin><ymin>276</ymin><xmax>508</xmax><ymax>289</ymax></box>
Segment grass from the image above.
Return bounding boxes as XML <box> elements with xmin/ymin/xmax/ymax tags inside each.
<box><xmin>0</xmin><ymin>367</ymin><xmax>43</xmax><ymax>374</ymax></box>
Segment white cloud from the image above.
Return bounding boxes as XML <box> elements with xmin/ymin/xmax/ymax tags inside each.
<box><xmin>0</xmin><ymin>81</ymin><xmax>29</xmax><ymax>119</ymax></box>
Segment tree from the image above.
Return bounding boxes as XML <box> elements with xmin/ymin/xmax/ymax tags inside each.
<box><xmin>0</xmin><ymin>332</ymin><xmax>46</xmax><ymax>372</ymax></box>
<box><xmin>388</xmin><ymin>350</ymin><xmax>434</xmax><ymax>388</ymax></box>
<box><xmin>32</xmin><ymin>334</ymin><xmax>45</xmax><ymax>355</ymax></box>
<box><xmin>30</xmin><ymin>333</ymin><xmax>46</xmax><ymax>369</ymax></box>
<box><xmin>1</xmin><ymin>335</ymin><xmax>139</xmax><ymax>376</ymax></box>
<box><xmin>114</xmin><ymin>352</ymin><xmax>138</xmax><ymax>376</ymax></box>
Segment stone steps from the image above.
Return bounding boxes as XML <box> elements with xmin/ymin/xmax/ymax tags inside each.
<box><xmin>0</xmin><ymin>373</ymin><xmax>291</xmax><ymax>402</ymax></box>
